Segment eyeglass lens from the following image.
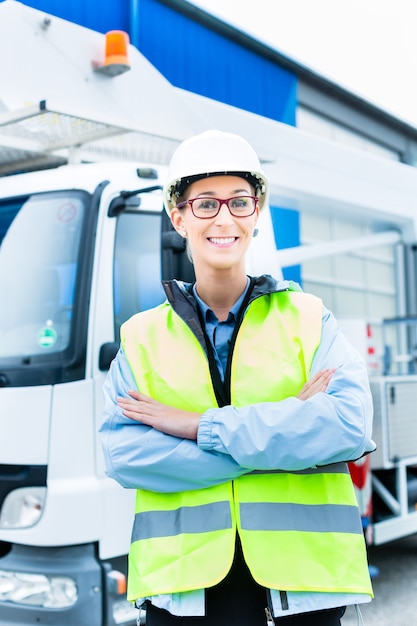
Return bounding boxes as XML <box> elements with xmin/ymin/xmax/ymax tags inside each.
<box><xmin>189</xmin><ymin>196</ymin><xmax>256</xmax><ymax>218</ymax></box>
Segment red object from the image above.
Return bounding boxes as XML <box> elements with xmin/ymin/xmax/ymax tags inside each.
<box><xmin>349</xmin><ymin>456</ymin><xmax>371</xmax><ymax>490</ymax></box>
<box><xmin>349</xmin><ymin>456</ymin><xmax>373</xmax><ymax>520</ymax></box>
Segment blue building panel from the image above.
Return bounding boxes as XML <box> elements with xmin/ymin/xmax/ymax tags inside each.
<box><xmin>16</xmin><ymin>0</ymin><xmax>128</xmax><ymax>35</ymax></box>
<box><xmin>270</xmin><ymin>207</ymin><xmax>302</xmax><ymax>283</ymax></box>
<box><xmin>139</xmin><ymin>0</ymin><xmax>296</xmax><ymax>125</ymax></box>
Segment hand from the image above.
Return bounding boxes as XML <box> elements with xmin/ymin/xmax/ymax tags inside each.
<box><xmin>297</xmin><ymin>368</ymin><xmax>335</xmax><ymax>401</ymax></box>
<box><xmin>117</xmin><ymin>391</ymin><xmax>201</xmax><ymax>440</ymax></box>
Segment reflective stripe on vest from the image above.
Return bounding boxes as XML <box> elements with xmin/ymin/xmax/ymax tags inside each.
<box><xmin>130</xmin><ymin>462</ymin><xmax>353</xmax><ymax>541</ymax></box>
<box><xmin>131</xmin><ymin>498</ymin><xmax>361</xmax><ymax>539</ymax></box>
<box><xmin>131</xmin><ymin>500</ymin><xmax>232</xmax><ymax>541</ymax></box>
<box><xmin>240</xmin><ymin>503</ymin><xmax>361</xmax><ymax>533</ymax></box>
<box><xmin>122</xmin><ymin>289</ymin><xmax>372</xmax><ymax>599</ymax></box>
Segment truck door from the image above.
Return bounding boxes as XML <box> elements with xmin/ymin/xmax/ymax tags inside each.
<box><xmin>111</xmin><ymin>201</ymin><xmax>195</xmax><ymax>340</ymax></box>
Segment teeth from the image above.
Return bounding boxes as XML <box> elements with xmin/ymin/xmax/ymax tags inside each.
<box><xmin>209</xmin><ymin>237</ymin><xmax>235</xmax><ymax>244</ymax></box>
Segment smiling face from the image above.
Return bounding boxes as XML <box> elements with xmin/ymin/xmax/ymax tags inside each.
<box><xmin>170</xmin><ymin>175</ymin><xmax>259</xmax><ymax>279</ymax></box>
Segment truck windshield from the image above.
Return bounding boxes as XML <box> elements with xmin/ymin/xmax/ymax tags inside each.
<box><xmin>0</xmin><ymin>192</ymin><xmax>86</xmax><ymax>360</ymax></box>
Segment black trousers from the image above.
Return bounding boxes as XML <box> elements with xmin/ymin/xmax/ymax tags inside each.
<box><xmin>144</xmin><ymin>540</ymin><xmax>346</xmax><ymax>626</ymax></box>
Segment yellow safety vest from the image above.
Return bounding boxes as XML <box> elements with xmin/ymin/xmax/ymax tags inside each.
<box><xmin>121</xmin><ymin>288</ymin><xmax>372</xmax><ymax>600</ymax></box>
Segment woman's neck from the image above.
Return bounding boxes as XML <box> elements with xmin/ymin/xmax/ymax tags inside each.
<box><xmin>194</xmin><ymin>272</ymin><xmax>248</xmax><ymax>322</ymax></box>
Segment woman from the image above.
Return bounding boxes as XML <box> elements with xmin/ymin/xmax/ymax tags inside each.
<box><xmin>99</xmin><ymin>130</ymin><xmax>374</xmax><ymax>625</ymax></box>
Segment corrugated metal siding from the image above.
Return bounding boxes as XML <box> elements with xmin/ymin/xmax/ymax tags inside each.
<box><xmin>139</xmin><ymin>0</ymin><xmax>296</xmax><ymax>125</ymax></box>
<box><xmin>17</xmin><ymin>0</ymin><xmax>129</xmax><ymax>35</ymax></box>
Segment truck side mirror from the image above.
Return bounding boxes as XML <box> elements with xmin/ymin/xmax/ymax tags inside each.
<box><xmin>99</xmin><ymin>342</ymin><xmax>119</xmax><ymax>371</ymax></box>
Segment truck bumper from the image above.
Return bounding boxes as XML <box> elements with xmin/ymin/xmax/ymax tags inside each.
<box><xmin>0</xmin><ymin>542</ymin><xmax>110</xmax><ymax>625</ymax></box>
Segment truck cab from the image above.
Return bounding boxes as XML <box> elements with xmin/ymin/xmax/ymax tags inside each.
<box><xmin>0</xmin><ymin>161</ymin><xmax>177</xmax><ymax>624</ymax></box>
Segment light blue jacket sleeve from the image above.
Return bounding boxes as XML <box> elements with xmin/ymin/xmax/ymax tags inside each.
<box><xmin>198</xmin><ymin>306</ymin><xmax>375</xmax><ymax>470</ymax></box>
<box><xmin>98</xmin><ymin>348</ymin><xmax>250</xmax><ymax>492</ymax></box>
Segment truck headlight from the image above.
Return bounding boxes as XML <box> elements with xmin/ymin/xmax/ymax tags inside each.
<box><xmin>0</xmin><ymin>487</ymin><xmax>46</xmax><ymax>528</ymax></box>
<box><xmin>0</xmin><ymin>570</ymin><xmax>78</xmax><ymax>608</ymax></box>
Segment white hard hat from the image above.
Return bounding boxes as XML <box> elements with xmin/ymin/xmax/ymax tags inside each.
<box><xmin>163</xmin><ymin>130</ymin><xmax>269</xmax><ymax>213</ymax></box>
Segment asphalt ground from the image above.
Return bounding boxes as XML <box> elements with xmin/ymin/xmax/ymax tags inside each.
<box><xmin>342</xmin><ymin>534</ymin><xmax>417</xmax><ymax>625</ymax></box>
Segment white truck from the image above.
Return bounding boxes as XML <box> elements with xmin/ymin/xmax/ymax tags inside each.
<box><xmin>2</xmin><ymin>1</ymin><xmax>417</xmax><ymax>624</ymax></box>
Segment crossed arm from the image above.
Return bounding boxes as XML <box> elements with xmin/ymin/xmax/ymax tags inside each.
<box><xmin>100</xmin><ymin>308</ymin><xmax>374</xmax><ymax>490</ymax></box>
<box><xmin>116</xmin><ymin>368</ymin><xmax>335</xmax><ymax>440</ymax></box>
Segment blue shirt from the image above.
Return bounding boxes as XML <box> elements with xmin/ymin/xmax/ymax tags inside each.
<box><xmin>192</xmin><ymin>279</ymin><xmax>250</xmax><ymax>381</ymax></box>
